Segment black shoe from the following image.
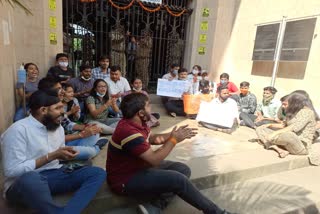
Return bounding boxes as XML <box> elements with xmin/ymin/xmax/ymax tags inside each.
<box><xmin>95</xmin><ymin>137</ymin><xmax>109</xmax><ymax>149</ymax></box>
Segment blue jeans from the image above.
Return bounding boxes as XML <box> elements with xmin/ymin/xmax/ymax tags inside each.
<box><xmin>6</xmin><ymin>166</ymin><xmax>106</xmax><ymax>214</ymax></box>
<box><xmin>66</xmin><ymin>134</ymin><xmax>100</xmax><ymax>160</ymax></box>
<box><xmin>124</xmin><ymin>161</ymin><xmax>224</xmax><ymax>214</ymax></box>
<box><xmin>13</xmin><ymin>106</ymin><xmax>29</xmax><ymax>122</ymax></box>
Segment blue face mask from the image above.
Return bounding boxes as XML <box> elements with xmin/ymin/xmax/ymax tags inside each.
<box><xmin>96</xmin><ymin>92</ymin><xmax>105</xmax><ymax>97</ymax></box>
<box><xmin>220</xmin><ymin>80</ymin><xmax>227</xmax><ymax>84</ymax></box>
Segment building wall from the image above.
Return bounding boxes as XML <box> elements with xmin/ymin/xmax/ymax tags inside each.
<box><xmin>208</xmin><ymin>0</ymin><xmax>320</xmax><ymax>105</ymax></box>
<box><xmin>0</xmin><ymin>0</ymin><xmax>63</xmax><ymax>133</ymax></box>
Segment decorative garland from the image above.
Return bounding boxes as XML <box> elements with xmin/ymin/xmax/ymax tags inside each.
<box><xmin>107</xmin><ymin>0</ymin><xmax>187</xmax><ymax>17</ymax></box>
<box><xmin>137</xmin><ymin>0</ymin><xmax>161</xmax><ymax>13</ymax></box>
<box><xmin>108</xmin><ymin>0</ymin><xmax>135</xmax><ymax>10</ymax></box>
<box><xmin>165</xmin><ymin>5</ymin><xmax>186</xmax><ymax>17</ymax></box>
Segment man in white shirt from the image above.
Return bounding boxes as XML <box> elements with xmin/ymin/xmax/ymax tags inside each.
<box><xmin>198</xmin><ymin>84</ymin><xmax>239</xmax><ymax>134</ymax></box>
<box><xmin>104</xmin><ymin>65</ymin><xmax>131</xmax><ymax>117</ymax></box>
<box><xmin>1</xmin><ymin>90</ymin><xmax>106</xmax><ymax>213</ymax></box>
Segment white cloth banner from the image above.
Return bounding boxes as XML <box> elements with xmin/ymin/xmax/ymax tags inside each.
<box><xmin>196</xmin><ymin>101</ymin><xmax>237</xmax><ymax>128</ymax></box>
<box><xmin>141</xmin><ymin>0</ymin><xmax>162</xmax><ymax>4</ymax></box>
<box><xmin>157</xmin><ymin>79</ymin><xmax>189</xmax><ymax>98</ymax></box>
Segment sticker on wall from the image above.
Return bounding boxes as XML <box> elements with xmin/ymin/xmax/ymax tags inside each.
<box><xmin>200</xmin><ymin>21</ymin><xmax>208</xmax><ymax>31</ymax></box>
<box><xmin>49</xmin><ymin>16</ymin><xmax>57</xmax><ymax>29</ymax></box>
<box><xmin>202</xmin><ymin>8</ymin><xmax>209</xmax><ymax>17</ymax></box>
<box><xmin>49</xmin><ymin>33</ymin><xmax>57</xmax><ymax>45</ymax></box>
<box><xmin>198</xmin><ymin>46</ymin><xmax>206</xmax><ymax>55</ymax></box>
<box><xmin>49</xmin><ymin>0</ymin><xmax>56</xmax><ymax>11</ymax></box>
<box><xmin>199</xmin><ymin>34</ymin><xmax>207</xmax><ymax>44</ymax></box>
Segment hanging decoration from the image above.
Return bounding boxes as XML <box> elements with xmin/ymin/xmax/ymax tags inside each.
<box><xmin>108</xmin><ymin>0</ymin><xmax>135</xmax><ymax>10</ymax></box>
<box><xmin>107</xmin><ymin>0</ymin><xmax>187</xmax><ymax>17</ymax></box>
<box><xmin>137</xmin><ymin>1</ymin><xmax>161</xmax><ymax>13</ymax></box>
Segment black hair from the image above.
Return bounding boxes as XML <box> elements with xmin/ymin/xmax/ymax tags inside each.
<box><xmin>217</xmin><ymin>83</ymin><xmax>229</xmax><ymax>93</ymax></box>
<box><xmin>170</xmin><ymin>63</ymin><xmax>179</xmax><ymax>69</ymax></box>
<box><xmin>130</xmin><ymin>77</ymin><xmax>142</xmax><ymax>85</ymax></box>
<box><xmin>38</xmin><ymin>77</ymin><xmax>59</xmax><ymax>91</ymax></box>
<box><xmin>99</xmin><ymin>55</ymin><xmax>110</xmax><ymax>61</ymax></box>
<box><xmin>90</xmin><ymin>79</ymin><xmax>109</xmax><ymax>102</ymax></box>
<box><xmin>29</xmin><ymin>90</ymin><xmax>60</xmax><ymax>113</ymax></box>
<box><xmin>61</xmin><ymin>82</ymin><xmax>73</xmax><ymax>91</ymax></box>
<box><xmin>55</xmin><ymin>53</ymin><xmax>68</xmax><ymax>61</ymax></box>
<box><xmin>24</xmin><ymin>62</ymin><xmax>39</xmax><ymax>72</ymax></box>
<box><xmin>110</xmin><ymin>65</ymin><xmax>121</xmax><ymax>72</ymax></box>
<box><xmin>193</xmin><ymin>65</ymin><xmax>202</xmax><ymax>71</ymax></box>
<box><xmin>178</xmin><ymin>68</ymin><xmax>188</xmax><ymax>74</ymax></box>
<box><xmin>285</xmin><ymin>92</ymin><xmax>314</xmax><ymax>120</ymax></box>
<box><xmin>280</xmin><ymin>94</ymin><xmax>289</xmax><ymax>102</ymax></box>
<box><xmin>220</xmin><ymin>73</ymin><xmax>229</xmax><ymax>80</ymax></box>
<box><xmin>120</xmin><ymin>93</ymin><xmax>149</xmax><ymax>119</ymax></box>
<box><xmin>240</xmin><ymin>81</ymin><xmax>250</xmax><ymax>87</ymax></box>
<box><xmin>79</xmin><ymin>64</ymin><xmax>92</xmax><ymax>72</ymax></box>
<box><xmin>290</xmin><ymin>90</ymin><xmax>319</xmax><ymax>121</ymax></box>
<box><xmin>263</xmin><ymin>86</ymin><xmax>277</xmax><ymax>94</ymax></box>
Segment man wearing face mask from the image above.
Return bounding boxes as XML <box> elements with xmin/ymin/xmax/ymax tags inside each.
<box><xmin>1</xmin><ymin>90</ymin><xmax>106</xmax><ymax>214</ymax></box>
<box><xmin>107</xmin><ymin>93</ymin><xmax>231</xmax><ymax>214</ymax></box>
<box><xmin>47</xmin><ymin>53</ymin><xmax>74</xmax><ymax>83</ymax></box>
<box><xmin>236</xmin><ymin>82</ymin><xmax>257</xmax><ymax>129</ymax></box>
<box><xmin>198</xmin><ymin>84</ymin><xmax>239</xmax><ymax>134</ymax></box>
<box><xmin>216</xmin><ymin>73</ymin><xmax>239</xmax><ymax>96</ymax></box>
<box><xmin>92</xmin><ymin>55</ymin><xmax>111</xmax><ymax>80</ymax></box>
<box><xmin>162</xmin><ymin>63</ymin><xmax>180</xmax><ymax>81</ymax></box>
<box><xmin>69</xmin><ymin>64</ymin><xmax>95</xmax><ymax>114</ymax></box>
<box><xmin>200</xmin><ymin>70</ymin><xmax>217</xmax><ymax>94</ymax></box>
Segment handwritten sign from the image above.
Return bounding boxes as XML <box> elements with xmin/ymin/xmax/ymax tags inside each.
<box><xmin>201</xmin><ymin>21</ymin><xmax>208</xmax><ymax>31</ymax></box>
<box><xmin>196</xmin><ymin>99</ymin><xmax>238</xmax><ymax>128</ymax></box>
<box><xmin>157</xmin><ymin>79</ymin><xmax>190</xmax><ymax>98</ymax></box>
<box><xmin>198</xmin><ymin>46</ymin><xmax>206</xmax><ymax>55</ymax></box>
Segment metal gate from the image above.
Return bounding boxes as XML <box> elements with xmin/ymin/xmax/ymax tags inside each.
<box><xmin>63</xmin><ymin>0</ymin><xmax>192</xmax><ymax>89</ymax></box>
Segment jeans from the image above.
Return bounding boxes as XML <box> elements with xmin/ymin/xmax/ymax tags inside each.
<box><xmin>240</xmin><ymin>112</ymin><xmax>276</xmax><ymax>128</ymax></box>
<box><xmin>66</xmin><ymin>134</ymin><xmax>100</xmax><ymax>160</ymax></box>
<box><xmin>6</xmin><ymin>166</ymin><xmax>106</xmax><ymax>214</ymax></box>
<box><xmin>13</xmin><ymin>106</ymin><xmax>29</xmax><ymax>122</ymax></box>
<box><xmin>124</xmin><ymin>161</ymin><xmax>224</xmax><ymax>214</ymax></box>
<box><xmin>164</xmin><ymin>100</ymin><xmax>186</xmax><ymax>116</ymax></box>
<box><xmin>89</xmin><ymin>118</ymin><xmax>120</xmax><ymax>135</ymax></box>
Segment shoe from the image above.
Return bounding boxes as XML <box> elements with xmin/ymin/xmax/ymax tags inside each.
<box><xmin>137</xmin><ymin>203</ymin><xmax>161</xmax><ymax>214</ymax></box>
<box><xmin>169</xmin><ymin>112</ymin><xmax>176</xmax><ymax>117</ymax></box>
<box><xmin>95</xmin><ymin>137</ymin><xmax>109</xmax><ymax>149</ymax></box>
<box><xmin>248</xmin><ymin>138</ymin><xmax>259</xmax><ymax>143</ymax></box>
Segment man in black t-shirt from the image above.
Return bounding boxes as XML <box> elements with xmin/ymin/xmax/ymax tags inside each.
<box><xmin>47</xmin><ymin>53</ymin><xmax>74</xmax><ymax>83</ymax></box>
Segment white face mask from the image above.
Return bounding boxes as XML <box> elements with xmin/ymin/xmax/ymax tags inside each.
<box><xmin>133</xmin><ymin>87</ymin><xmax>142</xmax><ymax>91</ymax></box>
<box><xmin>58</xmin><ymin>62</ymin><xmax>68</xmax><ymax>68</ymax></box>
<box><xmin>192</xmin><ymin>69</ymin><xmax>198</xmax><ymax>75</ymax></box>
<box><xmin>96</xmin><ymin>92</ymin><xmax>105</xmax><ymax>97</ymax></box>
<box><xmin>172</xmin><ymin>70</ymin><xmax>178</xmax><ymax>75</ymax></box>
<box><xmin>81</xmin><ymin>76</ymin><xmax>91</xmax><ymax>81</ymax></box>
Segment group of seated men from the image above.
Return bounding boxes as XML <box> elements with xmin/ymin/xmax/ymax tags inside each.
<box><xmin>1</xmin><ymin>53</ymin><xmax>236</xmax><ymax>214</ymax></box>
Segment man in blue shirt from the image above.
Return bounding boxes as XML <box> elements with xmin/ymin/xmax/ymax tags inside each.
<box><xmin>1</xmin><ymin>90</ymin><xmax>106</xmax><ymax>213</ymax></box>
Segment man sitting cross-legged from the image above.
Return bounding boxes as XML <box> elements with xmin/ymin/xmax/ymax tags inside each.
<box><xmin>106</xmin><ymin>93</ymin><xmax>231</xmax><ymax>214</ymax></box>
<box><xmin>1</xmin><ymin>90</ymin><xmax>106</xmax><ymax>214</ymax></box>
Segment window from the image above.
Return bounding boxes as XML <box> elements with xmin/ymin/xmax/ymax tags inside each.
<box><xmin>251</xmin><ymin>18</ymin><xmax>317</xmax><ymax>79</ymax></box>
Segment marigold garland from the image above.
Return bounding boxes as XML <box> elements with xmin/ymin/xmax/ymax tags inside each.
<box><xmin>165</xmin><ymin>5</ymin><xmax>186</xmax><ymax>17</ymax></box>
<box><xmin>107</xmin><ymin>0</ymin><xmax>186</xmax><ymax>17</ymax></box>
<box><xmin>109</xmin><ymin>0</ymin><xmax>135</xmax><ymax>10</ymax></box>
<box><xmin>137</xmin><ymin>0</ymin><xmax>161</xmax><ymax>13</ymax></box>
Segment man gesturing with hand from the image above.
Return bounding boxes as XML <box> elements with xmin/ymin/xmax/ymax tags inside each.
<box><xmin>107</xmin><ymin>93</ymin><xmax>230</xmax><ymax>214</ymax></box>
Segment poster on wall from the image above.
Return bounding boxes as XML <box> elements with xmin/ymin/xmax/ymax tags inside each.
<box><xmin>49</xmin><ymin>16</ymin><xmax>57</xmax><ymax>29</ymax></box>
<box><xmin>202</xmin><ymin>8</ymin><xmax>210</xmax><ymax>17</ymax></box>
<box><xmin>200</xmin><ymin>21</ymin><xmax>208</xmax><ymax>31</ymax></box>
<box><xmin>199</xmin><ymin>34</ymin><xmax>207</xmax><ymax>44</ymax></box>
<box><xmin>49</xmin><ymin>0</ymin><xmax>56</xmax><ymax>11</ymax></box>
<box><xmin>49</xmin><ymin>33</ymin><xmax>57</xmax><ymax>45</ymax></box>
<box><xmin>198</xmin><ymin>47</ymin><xmax>206</xmax><ymax>55</ymax></box>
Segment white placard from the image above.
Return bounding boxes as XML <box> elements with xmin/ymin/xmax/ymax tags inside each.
<box><xmin>141</xmin><ymin>0</ymin><xmax>162</xmax><ymax>4</ymax></box>
<box><xmin>196</xmin><ymin>99</ymin><xmax>238</xmax><ymax>128</ymax></box>
<box><xmin>157</xmin><ymin>79</ymin><xmax>189</xmax><ymax>98</ymax></box>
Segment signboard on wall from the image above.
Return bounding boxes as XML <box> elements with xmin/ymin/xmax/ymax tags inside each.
<box><xmin>141</xmin><ymin>0</ymin><xmax>162</xmax><ymax>4</ymax></box>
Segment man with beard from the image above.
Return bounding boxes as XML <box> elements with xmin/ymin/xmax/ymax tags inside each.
<box><xmin>92</xmin><ymin>55</ymin><xmax>111</xmax><ymax>80</ymax></box>
<box><xmin>1</xmin><ymin>90</ymin><xmax>106</xmax><ymax>214</ymax></box>
<box><xmin>242</xmin><ymin>86</ymin><xmax>281</xmax><ymax>129</ymax></box>
<box><xmin>38</xmin><ymin>77</ymin><xmax>107</xmax><ymax>160</ymax></box>
<box><xmin>68</xmin><ymin>64</ymin><xmax>95</xmax><ymax>116</ymax></box>
<box><xmin>198</xmin><ymin>84</ymin><xmax>239</xmax><ymax>134</ymax></box>
<box><xmin>107</xmin><ymin>93</ymin><xmax>231</xmax><ymax>214</ymax></box>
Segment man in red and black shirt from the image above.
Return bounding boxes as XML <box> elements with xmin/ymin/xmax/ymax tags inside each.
<box><xmin>216</xmin><ymin>73</ymin><xmax>239</xmax><ymax>96</ymax></box>
<box><xmin>106</xmin><ymin>93</ymin><xmax>230</xmax><ymax>214</ymax></box>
